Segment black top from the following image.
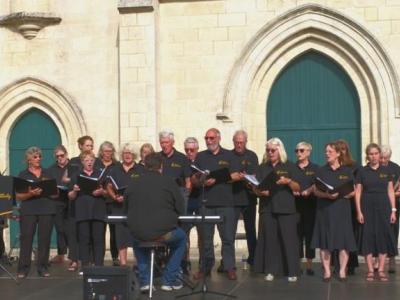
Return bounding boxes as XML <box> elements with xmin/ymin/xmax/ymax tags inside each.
<box><xmin>355</xmin><ymin>164</ymin><xmax>393</xmax><ymax>193</ymax></box>
<box><xmin>315</xmin><ymin>164</ymin><xmax>354</xmax><ymax>196</ymax></box>
<box><xmin>94</xmin><ymin>160</ymin><xmax>118</xmax><ymax>204</ymax></box>
<box><xmin>296</xmin><ymin>161</ymin><xmax>319</xmax><ymax>191</ymax></box>
<box><xmin>231</xmin><ymin>149</ymin><xmax>259</xmax><ymax>206</ymax></box>
<box><xmin>256</xmin><ymin>160</ymin><xmax>301</xmax><ymax>214</ymax></box>
<box><xmin>194</xmin><ymin>147</ymin><xmax>238</xmax><ymax>207</ymax></box>
<box><xmin>160</xmin><ymin>149</ymin><xmax>191</xmax><ymax>187</ymax></box>
<box><xmin>108</xmin><ymin>162</ymin><xmax>146</xmax><ymax>187</ymax></box>
<box><xmin>69</xmin><ymin>169</ymin><xmax>106</xmax><ymax>222</ymax></box>
<box><xmin>46</xmin><ymin>162</ymin><xmax>69</xmax><ymax>207</ymax></box>
<box><xmin>18</xmin><ymin>168</ymin><xmax>56</xmax><ymax>216</ymax></box>
<box><xmin>124</xmin><ymin>171</ymin><xmax>185</xmax><ymax>241</ymax></box>
<box><xmin>386</xmin><ymin>160</ymin><xmax>400</xmax><ymax>185</ymax></box>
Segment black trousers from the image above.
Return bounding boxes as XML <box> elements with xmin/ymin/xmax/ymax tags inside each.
<box><xmin>18</xmin><ymin>214</ymin><xmax>54</xmax><ymax>274</ymax></box>
<box><xmin>234</xmin><ymin>205</ymin><xmax>257</xmax><ymax>264</ymax></box>
<box><xmin>263</xmin><ymin>212</ymin><xmax>300</xmax><ymax>277</ymax></box>
<box><xmin>78</xmin><ymin>220</ymin><xmax>105</xmax><ymax>266</ymax></box>
<box><xmin>201</xmin><ymin>206</ymin><xmax>236</xmax><ymax>272</ymax></box>
<box><xmin>54</xmin><ymin>204</ymin><xmax>68</xmax><ymax>255</ymax></box>
<box><xmin>297</xmin><ymin>203</ymin><xmax>316</xmax><ymax>259</ymax></box>
<box><xmin>106</xmin><ymin>204</ymin><xmax>118</xmax><ymax>260</ymax></box>
<box><xmin>67</xmin><ymin>217</ymin><xmax>79</xmax><ymax>262</ymax></box>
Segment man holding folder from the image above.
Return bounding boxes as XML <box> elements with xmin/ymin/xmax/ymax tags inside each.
<box><xmin>192</xmin><ymin>128</ymin><xmax>239</xmax><ymax>281</ymax></box>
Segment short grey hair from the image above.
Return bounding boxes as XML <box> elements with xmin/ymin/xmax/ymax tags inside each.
<box><xmin>159</xmin><ymin>130</ymin><xmax>174</xmax><ymax>141</ymax></box>
<box><xmin>119</xmin><ymin>143</ymin><xmax>137</xmax><ymax>160</ymax></box>
<box><xmin>25</xmin><ymin>146</ymin><xmax>42</xmax><ymax>164</ymax></box>
<box><xmin>233</xmin><ymin>130</ymin><xmax>248</xmax><ymax>141</ymax></box>
<box><xmin>296</xmin><ymin>141</ymin><xmax>312</xmax><ymax>152</ymax></box>
<box><xmin>381</xmin><ymin>145</ymin><xmax>392</xmax><ymax>158</ymax></box>
<box><xmin>184</xmin><ymin>137</ymin><xmax>199</xmax><ymax>148</ymax></box>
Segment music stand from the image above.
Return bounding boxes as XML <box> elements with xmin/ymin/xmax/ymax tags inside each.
<box><xmin>176</xmin><ymin>175</ymin><xmax>235</xmax><ymax>299</ymax></box>
<box><xmin>0</xmin><ymin>215</ymin><xmax>19</xmax><ymax>284</ymax></box>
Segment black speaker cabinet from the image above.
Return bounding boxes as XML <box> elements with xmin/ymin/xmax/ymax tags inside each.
<box><xmin>83</xmin><ymin>266</ymin><xmax>139</xmax><ymax>300</ymax></box>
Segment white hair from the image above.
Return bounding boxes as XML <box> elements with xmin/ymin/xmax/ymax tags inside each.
<box><xmin>265</xmin><ymin>137</ymin><xmax>288</xmax><ymax>163</ymax></box>
<box><xmin>159</xmin><ymin>130</ymin><xmax>174</xmax><ymax>141</ymax></box>
<box><xmin>381</xmin><ymin>145</ymin><xmax>392</xmax><ymax>158</ymax></box>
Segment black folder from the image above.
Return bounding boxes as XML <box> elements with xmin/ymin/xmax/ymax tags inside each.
<box><xmin>108</xmin><ymin>176</ymin><xmax>127</xmax><ymax>195</ymax></box>
<box><xmin>13</xmin><ymin>177</ymin><xmax>58</xmax><ymax>198</ymax></box>
<box><xmin>0</xmin><ymin>176</ymin><xmax>13</xmax><ymax>215</ymax></box>
<box><xmin>77</xmin><ymin>175</ymin><xmax>100</xmax><ymax>195</ymax></box>
<box><xmin>244</xmin><ymin>171</ymin><xmax>280</xmax><ymax>191</ymax></box>
<box><xmin>315</xmin><ymin>177</ymin><xmax>354</xmax><ymax>196</ymax></box>
<box><xmin>207</xmin><ymin>168</ymin><xmax>231</xmax><ymax>184</ymax></box>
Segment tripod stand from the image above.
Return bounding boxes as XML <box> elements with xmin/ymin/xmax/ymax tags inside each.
<box><xmin>177</xmin><ymin>176</ymin><xmax>235</xmax><ymax>299</ymax></box>
<box><xmin>0</xmin><ymin>216</ymin><xmax>19</xmax><ymax>283</ymax></box>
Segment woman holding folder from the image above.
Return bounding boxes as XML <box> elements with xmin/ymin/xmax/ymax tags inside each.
<box><xmin>106</xmin><ymin>143</ymin><xmax>145</xmax><ymax>266</ymax></box>
<box><xmin>16</xmin><ymin>147</ymin><xmax>56</xmax><ymax>278</ymax></box>
<box><xmin>355</xmin><ymin>143</ymin><xmax>397</xmax><ymax>281</ymax></box>
<box><xmin>68</xmin><ymin>150</ymin><xmax>106</xmax><ymax>269</ymax></box>
<box><xmin>253</xmin><ymin>138</ymin><xmax>302</xmax><ymax>282</ymax></box>
<box><xmin>311</xmin><ymin>142</ymin><xmax>356</xmax><ymax>282</ymax></box>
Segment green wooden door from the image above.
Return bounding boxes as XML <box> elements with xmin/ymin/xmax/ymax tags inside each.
<box><xmin>9</xmin><ymin>108</ymin><xmax>61</xmax><ymax>248</ymax></box>
<box><xmin>267</xmin><ymin>51</ymin><xmax>361</xmax><ymax>165</ymax></box>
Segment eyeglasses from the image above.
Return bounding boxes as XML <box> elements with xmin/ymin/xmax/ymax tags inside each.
<box><xmin>266</xmin><ymin>148</ymin><xmax>277</xmax><ymax>153</ymax></box>
<box><xmin>55</xmin><ymin>153</ymin><xmax>65</xmax><ymax>158</ymax></box>
<box><xmin>204</xmin><ymin>136</ymin><xmax>216</xmax><ymax>141</ymax></box>
<box><xmin>185</xmin><ymin>148</ymin><xmax>197</xmax><ymax>153</ymax></box>
<box><xmin>295</xmin><ymin>148</ymin><xmax>307</xmax><ymax>153</ymax></box>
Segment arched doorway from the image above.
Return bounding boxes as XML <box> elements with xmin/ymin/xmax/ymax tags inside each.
<box><xmin>9</xmin><ymin>108</ymin><xmax>61</xmax><ymax>248</ymax></box>
<box><xmin>267</xmin><ymin>51</ymin><xmax>361</xmax><ymax>164</ymax></box>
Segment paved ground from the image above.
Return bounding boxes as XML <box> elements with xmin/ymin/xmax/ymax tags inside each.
<box><xmin>1</xmin><ymin>260</ymin><xmax>400</xmax><ymax>300</ymax></box>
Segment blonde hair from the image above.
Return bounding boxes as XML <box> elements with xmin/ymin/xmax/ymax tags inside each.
<box><xmin>97</xmin><ymin>141</ymin><xmax>117</xmax><ymax>162</ymax></box>
<box><xmin>80</xmin><ymin>150</ymin><xmax>95</xmax><ymax>162</ymax></box>
<box><xmin>265</xmin><ymin>137</ymin><xmax>288</xmax><ymax>163</ymax></box>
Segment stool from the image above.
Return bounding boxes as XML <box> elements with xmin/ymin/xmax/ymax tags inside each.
<box><xmin>138</xmin><ymin>241</ymin><xmax>166</xmax><ymax>298</ymax></box>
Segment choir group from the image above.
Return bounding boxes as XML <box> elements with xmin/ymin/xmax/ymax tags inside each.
<box><xmin>1</xmin><ymin>128</ymin><xmax>399</xmax><ymax>287</ymax></box>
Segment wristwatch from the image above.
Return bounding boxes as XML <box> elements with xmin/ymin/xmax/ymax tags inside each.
<box><xmin>392</xmin><ymin>208</ymin><xmax>397</xmax><ymax>212</ymax></box>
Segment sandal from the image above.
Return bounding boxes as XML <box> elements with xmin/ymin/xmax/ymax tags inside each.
<box><xmin>17</xmin><ymin>273</ymin><xmax>27</xmax><ymax>279</ymax></box>
<box><xmin>365</xmin><ymin>271</ymin><xmax>374</xmax><ymax>282</ymax></box>
<box><xmin>68</xmin><ymin>262</ymin><xmax>78</xmax><ymax>272</ymax></box>
<box><xmin>378</xmin><ymin>271</ymin><xmax>388</xmax><ymax>282</ymax></box>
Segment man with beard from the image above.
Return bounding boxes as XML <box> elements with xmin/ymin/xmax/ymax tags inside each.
<box><xmin>192</xmin><ymin>128</ymin><xmax>239</xmax><ymax>280</ymax></box>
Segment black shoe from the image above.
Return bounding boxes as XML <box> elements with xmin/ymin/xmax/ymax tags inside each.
<box><xmin>348</xmin><ymin>268</ymin><xmax>355</xmax><ymax>276</ymax></box>
<box><xmin>306</xmin><ymin>269</ymin><xmax>314</xmax><ymax>276</ymax></box>
<box><xmin>217</xmin><ymin>263</ymin><xmax>224</xmax><ymax>273</ymax></box>
<box><xmin>112</xmin><ymin>259</ymin><xmax>120</xmax><ymax>266</ymax></box>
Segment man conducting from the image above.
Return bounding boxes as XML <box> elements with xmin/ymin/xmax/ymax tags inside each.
<box><xmin>124</xmin><ymin>153</ymin><xmax>186</xmax><ymax>292</ymax></box>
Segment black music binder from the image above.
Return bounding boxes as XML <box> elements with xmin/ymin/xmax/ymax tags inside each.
<box><xmin>108</xmin><ymin>176</ymin><xmax>127</xmax><ymax>195</ymax></box>
<box><xmin>244</xmin><ymin>170</ymin><xmax>279</xmax><ymax>191</ymax></box>
<box><xmin>0</xmin><ymin>176</ymin><xmax>13</xmax><ymax>215</ymax></box>
<box><xmin>315</xmin><ymin>177</ymin><xmax>354</xmax><ymax>196</ymax></box>
<box><xmin>14</xmin><ymin>177</ymin><xmax>58</xmax><ymax>197</ymax></box>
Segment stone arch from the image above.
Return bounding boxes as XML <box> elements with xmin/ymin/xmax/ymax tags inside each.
<box><xmin>221</xmin><ymin>4</ymin><xmax>400</xmax><ymax>154</ymax></box>
<box><xmin>0</xmin><ymin>77</ymin><xmax>87</xmax><ymax>169</ymax></box>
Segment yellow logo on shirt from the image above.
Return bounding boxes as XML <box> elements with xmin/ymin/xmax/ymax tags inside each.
<box><xmin>379</xmin><ymin>173</ymin><xmax>388</xmax><ymax>178</ymax></box>
<box><xmin>218</xmin><ymin>160</ymin><xmax>229</xmax><ymax>166</ymax></box>
<box><xmin>241</xmin><ymin>160</ymin><xmax>251</xmax><ymax>166</ymax></box>
<box><xmin>338</xmin><ymin>175</ymin><xmax>349</xmax><ymax>180</ymax></box>
<box><xmin>171</xmin><ymin>162</ymin><xmax>181</xmax><ymax>168</ymax></box>
<box><xmin>130</xmin><ymin>174</ymin><xmax>140</xmax><ymax>179</ymax></box>
<box><xmin>276</xmin><ymin>170</ymin><xmax>288</xmax><ymax>176</ymax></box>
<box><xmin>305</xmin><ymin>171</ymin><xmax>315</xmax><ymax>176</ymax></box>
<box><xmin>0</xmin><ymin>193</ymin><xmax>11</xmax><ymax>200</ymax></box>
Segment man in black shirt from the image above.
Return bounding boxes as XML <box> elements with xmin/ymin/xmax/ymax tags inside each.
<box><xmin>192</xmin><ymin>128</ymin><xmax>239</xmax><ymax>280</ymax></box>
<box><xmin>125</xmin><ymin>153</ymin><xmax>186</xmax><ymax>292</ymax></box>
<box><xmin>230</xmin><ymin>130</ymin><xmax>259</xmax><ymax>267</ymax></box>
<box><xmin>159</xmin><ymin>130</ymin><xmax>191</xmax><ymax>192</ymax></box>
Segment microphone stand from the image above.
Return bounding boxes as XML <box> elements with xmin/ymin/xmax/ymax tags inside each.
<box><xmin>176</xmin><ymin>173</ymin><xmax>235</xmax><ymax>299</ymax></box>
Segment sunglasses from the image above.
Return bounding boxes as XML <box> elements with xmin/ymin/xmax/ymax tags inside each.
<box><xmin>185</xmin><ymin>148</ymin><xmax>197</xmax><ymax>153</ymax></box>
<box><xmin>204</xmin><ymin>136</ymin><xmax>216</xmax><ymax>141</ymax></box>
<box><xmin>295</xmin><ymin>148</ymin><xmax>307</xmax><ymax>153</ymax></box>
<box><xmin>55</xmin><ymin>153</ymin><xmax>65</xmax><ymax>158</ymax></box>
<box><xmin>266</xmin><ymin>148</ymin><xmax>277</xmax><ymax>153</ymax></box>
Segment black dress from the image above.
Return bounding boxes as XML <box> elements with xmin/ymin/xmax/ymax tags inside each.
<box><xmin>311</xmin><ymin>164</ymin><xmax>357</xmax><ymax>252</ymax></box>
<box><xmin>356</xmin><ymin>164</ymin><xmax>397</xmax><ymax>256</ymax></box>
